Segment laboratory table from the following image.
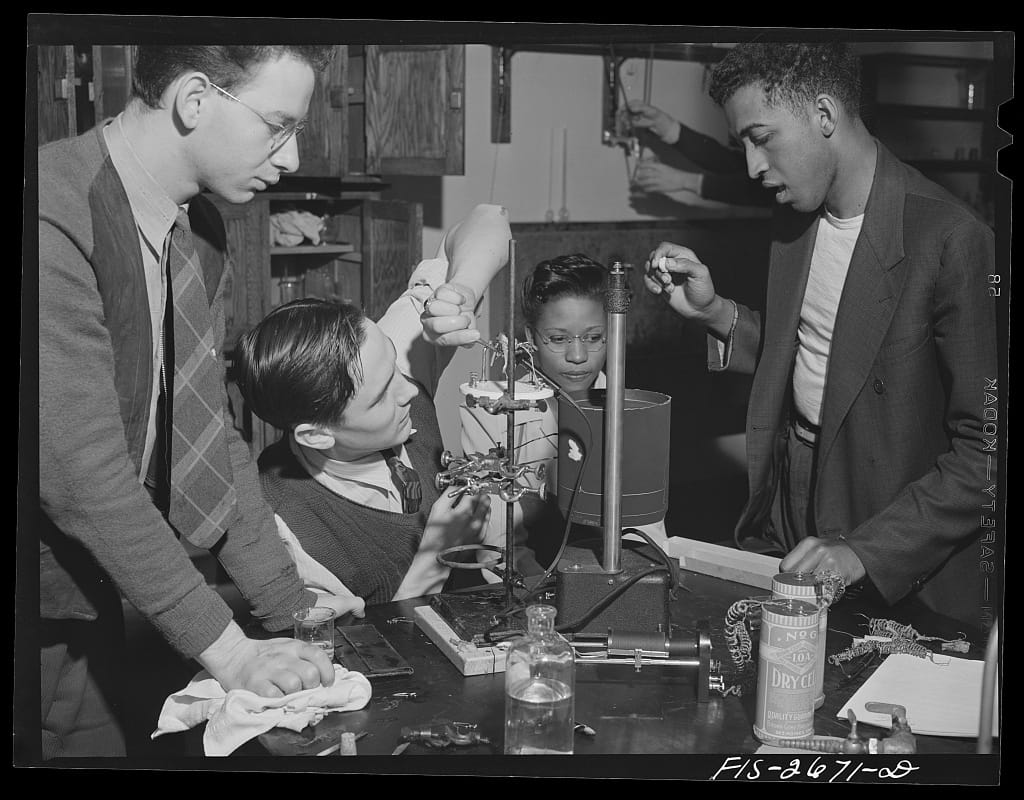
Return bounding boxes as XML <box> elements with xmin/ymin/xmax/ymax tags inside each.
<box><xmin>254</xmin><ymin>567</ymin><xmax>996</xmax><ymax>763</ymax></box>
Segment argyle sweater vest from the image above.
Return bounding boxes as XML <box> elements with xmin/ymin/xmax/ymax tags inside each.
<box><xmin>258</xmin><ymin>387</ymin><xmax>444</xmax><ymax>606</ymax></box>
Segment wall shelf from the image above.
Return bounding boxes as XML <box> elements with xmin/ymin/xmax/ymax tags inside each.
<box><xmin>491</xmin><ymin>42</ymin><xmax>729</xmax><ymax>144</ymax></box>
<box><xmin>868</xmin><ymin>103</ymin><xmax>988</xmax><ymax>122</ymax></box>
<box><xmin>904</xmin><ymin>159</ymin><xmax>994</xmax><ymax>173</ymax></box>
<box><xmin>860</xmin><ymin>51</ymin><xmax>997</xmax><ymax>226</ymax></box>
<box><xmin>270</xmin><ymin>243</ymin><xmax>356</xmax><ymax>255</ymax></box>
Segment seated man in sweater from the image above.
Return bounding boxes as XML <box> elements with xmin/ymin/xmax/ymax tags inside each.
<box><xmin>235</xmin><ymin>204</ymin><xmax>513</xmax><ymax>607</ymax></box>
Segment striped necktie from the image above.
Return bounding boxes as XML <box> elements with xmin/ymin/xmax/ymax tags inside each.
<box><xmin>166</xmin><ymin>208</ymin><xmax>237</xmax><ymax>546</ymax></box>
<box><xmin>382</xmin><ymin>449</ymin><xmax>422</xmax><ymax>513</ymax></box>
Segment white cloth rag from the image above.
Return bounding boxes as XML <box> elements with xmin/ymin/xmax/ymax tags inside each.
<box><xmin>152</xmin><ymin>664</ymin><xmax>372</xmax><ymax>756</ymax></box>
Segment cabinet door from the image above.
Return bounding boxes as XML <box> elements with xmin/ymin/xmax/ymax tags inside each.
<box><xmin>36</xmin><ymin>45</ymin><xmax>76</xmax><ymax>145</ymax></box>
<box><xmin>294</xmin><ymin>45</ymin><xmax>348</xmax><ymax>177</ymax></box>
<box><xmin>362</xmin><ymin>198</ymin><xmax>423</xmax><ymax>320</ymax></box>
<box><xmin>365</xmin><ymin>45</ymin><xmax>465</xmax><ymax>175</ymax></box>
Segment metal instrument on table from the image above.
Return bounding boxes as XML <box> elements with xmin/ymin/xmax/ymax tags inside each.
<box><xmin>399</xmin><ymin>721</ymin><xmax>491</xmax><ymax>749</ymax></box>
<box><xmin>572</xmin><ymin>624</ymin><xmax>719</xmax><ymax>702</ymax></box>
<box><xmin>550</xmin><ymin>261</ymin><xmax>715</xmax><ymax>701</ymax></box>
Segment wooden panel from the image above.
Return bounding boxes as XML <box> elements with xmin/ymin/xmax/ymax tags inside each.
<box><xmin>365</xmin><ymin>45</ymin><xmax>465</xmax><ymax>176</ymax></box>
<box><xmin>208</xmin><ymin>195</ymin><xmax>270</xmax><ymax>351</ymax></box>
<box><xmin>92</xmin><ymin>45</ymin><xmax>134</xmax><ymax>123</ymax></box>
<box><xmin>295</xmin><ymin>45</ymin><xmax>347</xmax><ymax>177</ymax></box>
<box><xmin>36</xmin><ymin>45</ymin><xmax>76</xmax><ymax>145</ymax></box>
<box><xmin>664</xmin><ymin>537</ymin><xmax>780</xmax><ymax>590</ymax></box>
<box><xmin>361</xmin><ymin>199</ymin><xmax>423</xmax><ymax>320</ymax></box>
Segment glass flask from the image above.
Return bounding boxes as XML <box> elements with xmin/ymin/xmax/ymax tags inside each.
<box><xmin>503</xmin><ymin>604</ymin><xmax>575</xmax><ymax>755</ymax></box>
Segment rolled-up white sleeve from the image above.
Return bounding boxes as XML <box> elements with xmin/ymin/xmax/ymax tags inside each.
<box><xmin>377</xmin><ymin>245</ymin><xmax>451</xmax><ymax>395</ymax></box>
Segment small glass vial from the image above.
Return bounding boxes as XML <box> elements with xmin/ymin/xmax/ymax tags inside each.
<box><xmin>278</xmin><ymin>274</ymin><xmax>305</xmax><ymax>305</ymax></box>
<box><xmin>503</xmin><ymin>604</ymin><xmax>575</xmax><ymax>755</ymax></box>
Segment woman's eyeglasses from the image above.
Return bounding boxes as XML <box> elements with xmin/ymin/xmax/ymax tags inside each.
<box><xmin>537</xmin><ymin>332</ymin><xmax>607</xmax><ymax>353</ymax></box>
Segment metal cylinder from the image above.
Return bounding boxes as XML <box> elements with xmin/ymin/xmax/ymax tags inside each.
<box><xmin>772</xmin><ymin>572</ymin><xmax>827</xmax><ymax>709</ymax></box>
<box><xmin>557</xmin><ymin>389</ymin><xmax>671</xmax><ymax>528</ymax></box>
<box><xmin>753</xmin><ymin>599</ymin><xmax>820</xmax><ymax>744</ymax></box>
<box><xmin>601</xmin><ymin>263</ymin><xmax>629</xmax><ymax>574</ymax></box>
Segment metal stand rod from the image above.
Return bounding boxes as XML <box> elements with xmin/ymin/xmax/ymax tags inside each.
<box><xmin>504</xmin><ymin>240</ymin><xmax>517</xmax><ymax>608</ymax></box>
<box><xmin>602</xmin><ymin>262</ymin><xmax>628</xmax><ymax>574</ymax></box>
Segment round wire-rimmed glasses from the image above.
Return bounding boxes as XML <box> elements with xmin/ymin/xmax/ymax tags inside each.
<box><xmin>209</xmin><ymin>81</ymin><xmax>306</xmax><ymax>150</ymax></box>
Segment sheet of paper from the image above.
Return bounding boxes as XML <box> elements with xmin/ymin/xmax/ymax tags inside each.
<box><xmin>837</xmin><ymin>653</ymin><xmax>999</xmax><ymax>738</ymax></box>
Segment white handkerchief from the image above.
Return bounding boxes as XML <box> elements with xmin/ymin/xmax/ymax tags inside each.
<box><xmin>152</xmin><ymin>663</ymin><xmax>372</xmax><ymax>756</ymax></box>
<box><xmin>837</xmin><ymin>653</ymin><xmax>999</xmax><ymax>738</ymax></box>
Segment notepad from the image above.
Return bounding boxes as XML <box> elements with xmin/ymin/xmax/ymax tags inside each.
<box><xmin>838</xmin><ymin>653</ymin><xmax>999</xmax><ymax>738</ymax></box>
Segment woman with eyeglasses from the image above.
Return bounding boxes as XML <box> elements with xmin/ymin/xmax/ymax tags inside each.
<box><xmin>461</xmin><ymin>254</ymin><xmax>666</xmax><ymax>582</ymax></box>
<box><xmin>522</xmin><ymin>254</ymin><xmax>608</xmax><ymax>396</ymax></box>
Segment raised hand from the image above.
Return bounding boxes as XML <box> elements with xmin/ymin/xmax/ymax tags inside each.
<box><xmin>626</xmin><ymin>100</ymin><xmax>681</xmax><ymax>144</ymax></box>
<box><xmin>420</xmin><ymin>282</ymin><xmax>480</xmax><ymax>348</ymax></box>
<box><xmin>642</xmin><ymin>242</ymin><xmax>720</xmax><ymax>320</ymax></box>
<box><xmin>632</xmin><ymin>159</ymin><xmax>701</xmax><ymax>196</ymax></box>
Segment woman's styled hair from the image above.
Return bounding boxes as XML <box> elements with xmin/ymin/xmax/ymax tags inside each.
<box><xmin>521</xmin><ymin>253</ymin><xmax>608</xmax><ymax>328</ymax></box>
<box><xmin>234</xmin><ymin>298</ymin><xmax>367</xmax><ymax>431</ymax></box>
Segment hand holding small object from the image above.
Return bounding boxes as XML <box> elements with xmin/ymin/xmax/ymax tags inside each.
<box><xmin>626</xmin><ymin>100</ymin><xmax>681</xmax><ymax>144</ymax></box>
<box><xmin>421</xmin><ymin>281</ymin><xmax>480</xmax><ymax>347</ymax></box>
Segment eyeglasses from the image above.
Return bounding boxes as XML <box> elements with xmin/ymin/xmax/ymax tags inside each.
<box><xmin>209</xmin><ymin>82</ymin><xmax>306</xmax><ymax>149</ymax></box>
<box><xmin>536</xmin><ymin>331</ymin><xmax>607</xmax><ymax>353</ymax></box>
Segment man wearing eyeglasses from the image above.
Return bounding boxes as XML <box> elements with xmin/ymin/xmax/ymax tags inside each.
<box><xmin>37</xmin><ymin>46</ymin><xmax>363</xmax><ymax>758</ymax></box>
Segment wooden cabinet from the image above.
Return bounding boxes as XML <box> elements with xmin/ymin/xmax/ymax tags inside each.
<box><xmin>35</xmin><ymin>44</ymin><xmax>466</xmax><ymax>178</ymax></box>
<box><xmin>364</xmin><ymin>44</ymin><xmax>465</xmax><ymax>175</ymax></box>
<box><xmin>860</xmin><ymin>53</ymin><xmax>997</xmax><ymax>225</ymax></box>
<box><xmin>37</xmin><ymin>45</ymin><xmax>135</xmax><ymax>145</ymax></box>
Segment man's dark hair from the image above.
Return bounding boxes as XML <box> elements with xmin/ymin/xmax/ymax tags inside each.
<box><xmin>235</xmin><ymin>298</ymin><xmax>367</xmax><ymax>431</ymax></box>
<box><xmin>709</xmin><ymin>42</ymin><xmax>862</xmax><ymax>117</ymax></box>
<box><xmin>522</xmin><ymin>253</ymin><xmax>607</xmax><ymax>328</ymax></box>
<box><xmin>132</xmin><ymin>45</ymin><xmax>336</xmax><ymax>107</ymax></box>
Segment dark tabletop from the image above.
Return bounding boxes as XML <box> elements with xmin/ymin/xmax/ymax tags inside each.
<box><xmin>255</xmin><ymin>566</ymin><xmax>994</xmax><ymax>759</ymax></box>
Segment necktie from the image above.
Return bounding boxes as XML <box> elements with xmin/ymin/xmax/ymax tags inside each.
<box><xmin>166</xmin><ymin>208</ymin><xmax>237</xmax><ymax>546</ymax></box>
<box><xmin>382</xmin><ymin>449</ymin><xmax>422</xmax><ymax>513</ymax></box>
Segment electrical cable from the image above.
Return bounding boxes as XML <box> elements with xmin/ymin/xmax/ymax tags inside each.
<box><xmin>621</xmin><ymin>527</ymin><xmax>683</xmax><ymax>598</ymax></box>
<box><xmin>480</xmin><ymin>361</ymin><xmax>594</xmax><ymax>644</ymax></box>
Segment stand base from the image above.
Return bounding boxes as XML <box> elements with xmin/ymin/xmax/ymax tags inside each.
<box><xmin>555</xmin><ymin>542</ymin><xmax>673</xmax><ymax>635</ymax></box>
<box><xmin>413</xmin><ymin>604</ymin><xmax>511</xmax><ymax>676</ymax></box>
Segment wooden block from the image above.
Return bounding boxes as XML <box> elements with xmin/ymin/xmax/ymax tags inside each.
<box><xmin>413</xmin><ymin>605</ymin><xmax>510</xmax><ymax>676</ymax></box>
<box><xmin>665</xmin><ymin>537</ymin><xmax>780</xmax><ymax>591</ymax></box>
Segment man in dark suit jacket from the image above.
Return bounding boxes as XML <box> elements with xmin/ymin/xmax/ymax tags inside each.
<box><xmin>644</xmin><ymin>42</ymin><xmax>998</xmax><ymax>629</ymax></box>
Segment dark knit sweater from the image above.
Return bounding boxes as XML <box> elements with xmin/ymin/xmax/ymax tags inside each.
<box><xmin>258</xmin><ymin>386</ymin><xmax>445</xmax><ymax>606</ymax></box>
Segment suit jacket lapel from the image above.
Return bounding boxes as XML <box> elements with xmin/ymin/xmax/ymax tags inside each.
<box><xmin>748</xmin><ymin>209</ymin><xmax>817</xmax><ymax>433</ymax></box>
<box><xmin>816</xmin><ymin>142</ymin><xmax>908</xmax><ymax>470</ymax></box>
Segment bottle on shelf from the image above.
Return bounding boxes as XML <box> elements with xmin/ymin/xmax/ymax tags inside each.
<box><xmin>503</xmin><ymin>604</ymin><xmax>575</xmax><ymax>755</ymax></box>
<box><xmin>278</xmin><ymin>274</ymin><xmax>305</xmax><ymax>305</ymax></box>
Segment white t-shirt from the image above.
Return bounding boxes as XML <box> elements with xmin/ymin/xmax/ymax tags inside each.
<box><xmin>792</xmin><ymin>209</ymin><xmax>864</xmax><ymax>426</ymax></box>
